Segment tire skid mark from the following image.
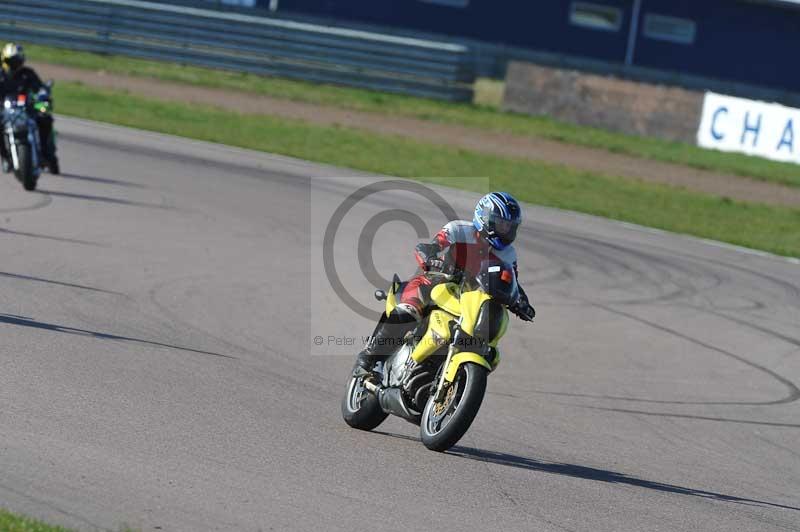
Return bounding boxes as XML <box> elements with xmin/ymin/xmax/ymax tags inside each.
<box><xmin>689</xmin><ymin>306</ymin><xmax>800</xmax><ymax>348</ymax></box>
<box><xmin>573</xmin><ymin>404</ymin><xmax>800</xmax><ymax>429</ymax></box>
<box><xmin>526</xmin><ymin>223</ymin><xmax>799</xmax><ymax>408</ymax></box>
<box><xmin>0</xmin><ymin>313</ymin><xmax>234</xmax><ymax>360</ymax></box>
<box><xmin>0</xmin><ymin>271</ymin><xmax>124</xmax><ymax>296</ymax></box>
<box><xmin>702</xmin><ymin>295</ymin><xmax>766</xmax><ymax>312</ymax></box>
<box><xmin>700</xmin><ymin>257</ymin><xmax>800</xmax><ymax>302</ymax></box>
<box><xmin>753</xmin><ymin>434</ymin><xmax>800</xmax><ymax>460</ymax></box>
<box><xmin>528</xmin><ymin>222</ymin><xmax>798</xmax><ymax>315</ymax></box>
<box><xmin>0</xmin><ymin>226</ymin><xmax>107</xmax><ymax>247</ymax></box>
<box><xmin>526</xmin><ymin>229</ymin><xmax>725</xmax><ymax>306</ymax></box>
<box><xmin>594</xmin><ymin>303</ymin><xmax>800</xmax><ymax>406</ymax></box>
<box><xmin>146</xmin><ymin>275</ymin><xmax>284</xmax><ymax>360</ymax></box>
<box><xmin>0</xmin><ymin>191</ymin><xmax>52</xmax><ymax>213</ymax></box>
<box><xmin>450</xmin><ymin>439</ymin><xmax>800</xmax><ymax>510</ymax></box>
<box><xmin>630</xmin><ymin>411</ymin><xmax>796</xmax><ymax>481</ymax></box>
<box><xmin>146</xmin><ymin>276</ymin><xmax>340</xmax><ymax>400</ymax></box>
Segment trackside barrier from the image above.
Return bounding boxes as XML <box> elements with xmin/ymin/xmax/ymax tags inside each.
<box><xmin>2</xmin><ymin>0</ymin><xmax>476</xmax><ymax>101</ymax></box>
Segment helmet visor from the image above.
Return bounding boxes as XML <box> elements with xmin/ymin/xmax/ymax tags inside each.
<box><xmin>488</xmin><ymin>215</ymin><xmax>519</xmax><ymax>245</ymax></box>
<box><xmin>5</xmin><ymin>55</ymin><xmax>22</xmax><ymax>71</ymax></box>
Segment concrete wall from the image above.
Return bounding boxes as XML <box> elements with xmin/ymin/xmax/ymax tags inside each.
<box><xmin>503</xmin><ymin>61</ymin><xmax>704</xmax><ymax>143</ymax></box>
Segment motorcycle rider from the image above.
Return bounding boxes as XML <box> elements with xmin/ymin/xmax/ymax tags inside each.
<box><xmin>0</xmin><ymin>43</ymin><xmax>58</xmax><ymax>171</ymax></box>
<box><xmin>353</xmin><ymin>192</ymin><xmax>536</xmax><ymax>379</ymax></box>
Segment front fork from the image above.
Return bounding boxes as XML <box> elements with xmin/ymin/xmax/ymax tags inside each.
<box><xmin>3</xmin><ymin>124</ymin><xmax>39</xmax><ymax>172</ymax></box>
<box><xmin>432</xmin><ymin>315</ymin><xmax>462</xmax><ymax>402</ymax></box>
<box><xmin>433</xmin><ymin>344</ymin><xmax>456</xmax><ymax>402</ymax></box>
<box><xmin>5</xmin><ymin>128</ymin><xmax>19</xmax><ymax>170</ymax></box>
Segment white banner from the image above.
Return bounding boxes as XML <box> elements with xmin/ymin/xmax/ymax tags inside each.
<box><xmin>697</xmin><ymin>91</ymin><xmax>800</xmax><ymax>164</ymax></box>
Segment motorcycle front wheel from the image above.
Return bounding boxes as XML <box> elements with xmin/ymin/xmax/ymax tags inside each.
<box><xmin>420</xmin><ymin>363</ymin><xmax>487</xmax><ymax>452</ymax></box>
<box><xmin>14</xmin><ymin>144</ymin><xmax>36</xmax><ymax>191</ymax></box>
<box><xmin>341</xmin><ymin>374</ymin><xmax>388</xmax><ymax>431</ymax></box>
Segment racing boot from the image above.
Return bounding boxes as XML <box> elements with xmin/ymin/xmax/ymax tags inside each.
<box><xmin>353</xmin><ymin>305</ymin><xmax>419</xmax><ymax>380</ymax></box>
<box><xmin>38</xmin><ymin>116</ymin><xmax>59</xmax><ymax>174</ymax></box>
<box><xmin>43</xmin><ymin>134</ymin><xmax>59</xmax><ymax>175</ymax></box>
<box><xmin>46</xmin><ymin>155</ymin><xmax>60</xmax><ymax>175</ymax></box>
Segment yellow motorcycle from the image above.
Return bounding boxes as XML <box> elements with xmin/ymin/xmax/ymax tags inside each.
<box><xmin>342</xmin><ymin>259</ymin><xmax>523</xmax><ymax>452</ymax></box>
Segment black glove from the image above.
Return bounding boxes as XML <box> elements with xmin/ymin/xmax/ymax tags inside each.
<box><xmin>427</xmin><ymin>257</ymin><xmax>446</xmax><ymax>272</ymax></box>
<box><xmin>415</xmin><ymin>243</ymin><xmax>444</xmax><ymax>271</ymax></box>
<box><xmin>511</xmin><ymin>296</ymin><xmax>535</xmax><ymax>322</ymax></box>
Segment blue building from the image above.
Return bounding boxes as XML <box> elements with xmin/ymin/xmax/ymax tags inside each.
<box><xmin>251</xmin><ymin>0</ymin><xmax>800</xmax><ymax>97</ymax></box>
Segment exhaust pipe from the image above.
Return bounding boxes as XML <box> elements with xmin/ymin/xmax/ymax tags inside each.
<box><xmin>364</xmin><ymin>380</ymin><xmax>417</xmax><ymax>421</ymax></box>
<box><xmin>378</xmin><ymin>387</ymin><xmax>417</xmax><ymax>421</ymax></box>
<box><xmin>363</xmin><ymin>380</ymin><xmax>419</xmax><ymax>422</ymax></box>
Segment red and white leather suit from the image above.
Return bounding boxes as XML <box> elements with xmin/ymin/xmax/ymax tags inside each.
<box><xmin>397</xmin><ymin>220</ymin><xmax>520</xmax><ymax>320</ymax></box>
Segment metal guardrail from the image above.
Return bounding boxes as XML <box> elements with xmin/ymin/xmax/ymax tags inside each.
<box><xmin>235</xmin><ymin>7</ymin><xmax>800</xmax><ymax>109</ymax></box>
<box><xmin>1</xmin><ymin>0</ymin><xmax>476</xmax><ymax>102</ymax></box>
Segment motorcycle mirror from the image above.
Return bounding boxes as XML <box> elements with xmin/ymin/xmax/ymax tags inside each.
<box><xmin>374</xmin><ymin>290</ymin><xmax>387</xmax><ymax>301</ymax></box>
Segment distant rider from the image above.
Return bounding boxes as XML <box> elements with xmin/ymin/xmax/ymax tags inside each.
<box><xmin>1</xmin><ymin>43</ymin><xmax>58</xmax><ymax>171</ymax></box>
<box><xmin>354</xmin><ymin>192</ymin><xmax>536</xmax><ymax>379</ymax></box>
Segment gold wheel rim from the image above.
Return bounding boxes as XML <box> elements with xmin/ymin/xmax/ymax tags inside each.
<box><xmin>433</xmin><ymin>384</ymin><xmax>455</xmax><ymax>416</ymax></box>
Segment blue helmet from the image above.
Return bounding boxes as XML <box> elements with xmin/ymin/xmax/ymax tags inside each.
<box><xmin>473</xmin><ymin>192</ymin><xmax>522</xmax><ymax>250</ymax></box>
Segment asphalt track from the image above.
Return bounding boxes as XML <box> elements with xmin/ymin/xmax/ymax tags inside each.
<box><xmin>0</xmin><ymin>117</ymin><xmax>798</xmax><ymax>532</ymax></box>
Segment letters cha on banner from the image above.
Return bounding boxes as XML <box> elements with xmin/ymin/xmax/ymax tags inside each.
<box><xmin>697</xmin><ymin>91</ymin><xmax>800</xmax><ymax>164</ymax></box>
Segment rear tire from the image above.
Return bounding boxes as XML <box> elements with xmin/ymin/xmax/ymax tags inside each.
<box><xmin>420</xmin><ymin>363</ymin><xmax>487</xmax><ymax>452</ymax></box>
<box><xmin>341</xmin><ymin>375</ymin><xmax>388</xmax><ymax>431</ymax></box>
<box><xmin>14</xmin><ymin>144</ymin><xmax>36</xmax><ymax>191</ymax></box>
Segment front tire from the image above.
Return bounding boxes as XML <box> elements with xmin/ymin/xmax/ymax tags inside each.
<box><xmin>341</xmin><ymin>375</ymin><xmax>388</xmax><ymax>431</ymax></box>
<box><xmin>420</xmin><ymin>363</ymin><xmax>487</xmax><ymax>452</ymax></box>
<box><xmin>14</xmin><ymin>144</ymin><xmax>36</xmax><ymax>191</ymax></box>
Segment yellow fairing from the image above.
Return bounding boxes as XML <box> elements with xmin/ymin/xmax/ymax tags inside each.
<box><xmin>460</xmin><ymin>290</ymin><xmax>510</xmax><ymax>346</ymax></box>
<box><xmin>450</xmin><ymin>288</ymin><xmax>510</xmax><ymax>374</ymax></box>
<box><xmin>459</xmin><ymin>290</ymin><xmax>490</xmax><ymax>336</ymax></box>
<box><xmin>491</xmin><ymin>312</ymin><xmax>509</xmax><ymax>348</ymax></box>
<box><xmin>444</xmin><ymin>352</ymin><xmax>492</xmax><ymax>382</ymax></box>
<box><xmin>407</xmin><ymin>284</ymin><xmax>510</xmax><ymax>375</ymax></box>
<box><xmin>430</xmin><ymin>283</ymin><xmax>461</xmax><ymax>316</ymax></box>
<box><xmin>410</xmin><ymin>309</ymin><xmax>454</xmax><ymax>363</ymax></box>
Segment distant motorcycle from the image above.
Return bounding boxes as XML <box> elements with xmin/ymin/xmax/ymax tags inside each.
<box><xmin>2</xmin><ymin>80</ymin><xmax>58</xmax><ymax>191</ymax></box>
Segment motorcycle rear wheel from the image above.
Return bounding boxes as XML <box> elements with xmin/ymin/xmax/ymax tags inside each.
<box><xmin>341</xmin><ymin>374</ymin><xmax>388</xmax><ymax>431</ymax></box>
<box><xmin>420</xmin><ymin>363</ymin><xmax>487</xmax><ymax>452</ymax></box>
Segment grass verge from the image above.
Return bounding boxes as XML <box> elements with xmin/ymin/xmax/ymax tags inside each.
<box><xmin>55</xmin><ymin>82</ymin><xmax>800</xmax><ymax>258</ymax></box>
<box><xmin>0</xmin><ymin>509</ymin><xmax>76</xmax><ymax>532</ymax></box>
<box><xmin>28</xmin><ymin>43</ymin><xmax>800</xmax><ymax>189</ymax></box>
<box><xmin>0</xmin><ymin>509</ymin><xmax>137</xmax><ymax>532</ymax></box>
